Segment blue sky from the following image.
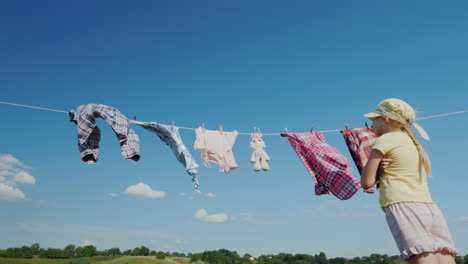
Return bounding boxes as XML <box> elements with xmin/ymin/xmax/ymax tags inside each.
<box><xmin>1</xmin><ymin>0</ymin><xmax>467</xmax><ymax>258</ymax></box>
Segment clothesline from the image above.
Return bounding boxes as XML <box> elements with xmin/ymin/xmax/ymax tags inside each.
<box><xmin>0</xmin><ymin>101</ymin><xmax>68</xmax><ymax>113</ymax></box>
<box><xmin>1</xmin><ymin>100</ymin><xmax>468</xmax><ymax>135</ymax></box>
<box><xmin>5</xmin><ymin>100</ymin><xmax>465</xmax><ymax>196</ymax></box>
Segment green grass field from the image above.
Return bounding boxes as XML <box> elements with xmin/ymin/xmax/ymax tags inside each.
<box><xmin>0</xmin><ymin>257</ymin><xmax>71</xmax><ymax>264</ymax></box>
<box><xmin>0</xmin><ymin>256</ymin><xmax>194</xmax><ymax>264</ymax></box>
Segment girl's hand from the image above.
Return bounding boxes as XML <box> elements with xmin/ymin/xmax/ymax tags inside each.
<box><xmin>375</xmin><ymin>157</ymin><xmax>391</xmax><ymax>189</ymax></box>
<box><xmin>379</xmin><ymin>157</ymin><xmax>392</xmax><ymax>170</ymax></box>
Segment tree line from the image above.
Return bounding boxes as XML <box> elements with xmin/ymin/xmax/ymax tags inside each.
<box><xmin>190</xmin><ymin>250</ymin><xmax>405</xmax><ymax>264</ymax></box>
<box><xmin>1</xmin><ymin>244</ymin><xmax>468</xmax><ymax>264</ymax></box>
<box><xmin>190</xmin><ymin>250</ymin><xmax>468</xmax><ymax>264</ymax></box>
<box><xmin>0</xmin><ymin>243</ymin><xmax>184</xmax><ymax>259</ymax></box>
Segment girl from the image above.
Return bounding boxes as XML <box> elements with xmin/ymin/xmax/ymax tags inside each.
<box><xmin>361</xmin><ymin>98</ymin><xmax>459</xmax><ymax>264</ymax></box>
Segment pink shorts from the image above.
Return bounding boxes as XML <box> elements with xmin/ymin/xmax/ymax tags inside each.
<box><xmin>385</xmin><ymin>202</ymin><xmax>460</xmax><ymax>260</ymax></box>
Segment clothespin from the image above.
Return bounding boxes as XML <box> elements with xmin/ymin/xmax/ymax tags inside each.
<box><xmin>284</xmin><ymin>128</ymin><xmax>289</xmax><ymax>134</ymax></box>
<box><xmin>219</xmin><ymin>125</ymin><xmax>223</xmax><ymax>135</ymax></box>
<box><xmin>133</xmin><ymin>115</ymin><xmax>137</xmax><ymax>121</ymax></box>
<box><xmin>172</xmin><ymin>120</ymin><xmax>175</xmax><ymax>129</ymax></box>
<box><xmin>345</xmin><ymin>123</ymin><xmax>349</xmax><ymax>130</ymax></box>
<box><xmin>365</xmin><ymin>121</ymin><xmax>369</xmax><ymax>129</ymax></box>
<box><xmin>310</xmin><ymin>126</ymin><xmax>314</xmax><ymax>133</ymax></box>
<box><xmin>257</xmin><ymin>128</ymin><xmax>261</xmax><ymax>134</ymax></box>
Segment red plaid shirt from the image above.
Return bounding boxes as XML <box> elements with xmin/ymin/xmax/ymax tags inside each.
<box><xmin>341</xmin><ymin>127</ymin><xmax>377</xmax><ymax>193</ymax></box>
<box><xmin>281</xmin><ymin>132</ymin><xmax>361</xmax><ymax>200</ymax></box>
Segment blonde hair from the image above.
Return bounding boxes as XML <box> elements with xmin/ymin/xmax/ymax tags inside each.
<box><xmin>402</xmin><ymin>126</ymin><xmax>431</xmax><ymax>175</ymax></box>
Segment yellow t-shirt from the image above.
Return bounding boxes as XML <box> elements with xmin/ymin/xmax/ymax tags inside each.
<box><xmin>372</xmin><ymin>131</ymin><xmax>434</xmax><ymax>210</ymax></box>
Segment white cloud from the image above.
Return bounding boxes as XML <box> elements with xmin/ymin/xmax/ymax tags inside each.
<box><xmin>108</xmin><ymin>193</ymin><xmax>117</xmax><ymax>197</ymax></box>
<box><xmin>0</xmin><ymin>171</ymin><xmax>12</xmax><ymax>177</ymax></box>
<box><xmin>0</xmin><ymin>154</ymin><xmax>35</xmax><ymax>202</ymax></box>
<box><xmin>83</xmin><ymin>240</ymin><xmax>95</xmax><ymax>246</ymax></box>
<box><xmin>194</xmin><ymin>208</ymin><xmax>228</xmax><ymax>223</ymax></box>
<box><xmin>13</xmin><ymin>171</ymin><xmax>35</xmax><ymax>184</ymax></box>
<box><xmin>190</xmin><ymin>191</ymin><xmax>216</xmax><ymax>199</ymax></box>
<box><xmin>0</xmin><ymin>154</ymin><xmax>23</xmax><ymax>170</ymax></box>
<box><xmin>124</xmin><ymin>183</ymin><xmax>165</xmax><ymax>199</ymax></box>
<box><xmin>175</xmin><ymin>239</ymin><xmax>188</xmax><ymax>245</ymax></box>
<box><xmin>205</xmin><ymin>192</ymin><xmax>215</xmax><ymax>198</ymax></box>
<box><xmin>0</xmin><ymin>183</ymin><xmax>26</xmax><ymax>201</ymax></box>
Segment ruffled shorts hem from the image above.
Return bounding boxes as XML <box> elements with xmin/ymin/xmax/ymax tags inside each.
<box><xmin>400</xmin><ymin>246</ymin><xmax>461</xmax><ymax>260</ymax></box>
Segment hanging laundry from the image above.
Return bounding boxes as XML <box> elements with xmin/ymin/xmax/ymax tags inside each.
<box><xmin>69</xmin><ymin>104</ymin><xmax>140</xmax><ymax>163</ymax></box>
<box><xmin>281</xmin><ymin>132</ymin><xmax>361</xmax><ymax>200</ymax></box>
<box><xmin>194</xmin><ymin>127</ymin><xmax>239</xmax><ymax>173</ymax></box>
<box><xmin>132</xmin><ymin>121</ymin><xmax>200</xmax><ymax>190</ymax></box>
<box><xmin>250</xmin><ymin>132</ymin><xmax>270</xmax><ymax>171</ymax></box>
<box><xmin>341</xmin><ymin>127</ymin><xmax>377</xmax><ymax>193</ymax></box>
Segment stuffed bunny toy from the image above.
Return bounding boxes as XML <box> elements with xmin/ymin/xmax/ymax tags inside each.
<box><xmin>250</xmin><ymin>133</ymin><xmax>270</xmax><ymax>171</ymax></box>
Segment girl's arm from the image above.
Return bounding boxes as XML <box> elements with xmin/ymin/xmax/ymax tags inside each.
<box><xmin>361</xmin><ymin>149</ymin><xmax>384</xmax><ymax>189</ymax></box>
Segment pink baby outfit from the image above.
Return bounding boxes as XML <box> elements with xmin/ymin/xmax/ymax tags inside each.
<box><xmin>281</xmin><ymin>132</ymin><xmax>361</xmax><ymax>200</ymax></box>
<box><xmin>194</xmin><ymin>127</ymin><xmax>239</xmax><ymax>173</ymax></box>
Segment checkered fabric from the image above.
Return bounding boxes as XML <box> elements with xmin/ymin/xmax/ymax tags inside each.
<box><xmin>281</xmin><ymin>132</ymin><xmax>361</xmax><ymax>200</ymax></box>
<box><xmin>132</xmin><ymin>121</ymin><xmax>200</xmax><ymax>190</ymax></box>
<box><xmin>78</xmin><ymin>125</ymin><xmax>101</xmax><ymax>163</ymax></box>
<box><xmin>341</xmin><ymin>127</ymin><xmax>377</xmax><ymax>193</ymax></box>
<box><xmin>69</xmin><ymin>104</ymin><xmax>140</xmax><ymax>163</ymax></box>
